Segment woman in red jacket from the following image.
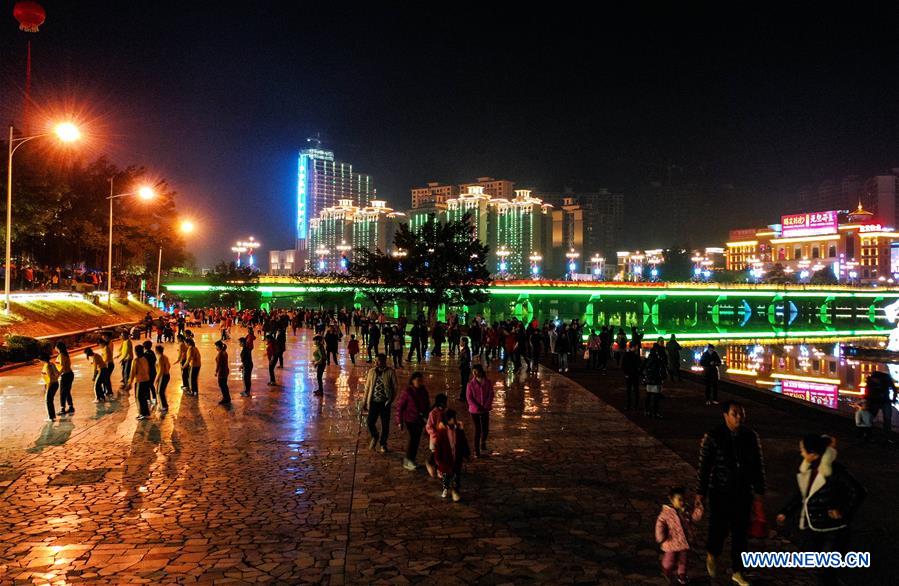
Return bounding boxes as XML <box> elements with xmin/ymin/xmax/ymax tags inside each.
<box><xmin>434</xmin><ymin>409</ymin><xmax>471</xmax><ymax>502</ymax></box>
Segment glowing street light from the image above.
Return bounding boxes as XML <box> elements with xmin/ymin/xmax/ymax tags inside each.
<box><xmin>315</xmin><ymin>246</ymin><xmax>330</xmax><ymax>272</ymax></box>
<box><xmin>180</xmin><ymin>219</ymin><xmax>195</xmax><ymax>234</ymax></box>
<box><xmin>590</xmin><ymin>254</ymin><xmax>605</xmax><ymax>280</ymax></box>
<box><xmin>565</xmin><ymin>248</ymin><xmax>580</xmax><ymax>280</ymax></box>
<box><xmin>235</xmin><ymin>236</ymin><xmax>261</xmax><ymax>267</ymax></box>
<box><xmin>155</xmin><ymin>218</ymin><xmax>197</xmax><ymax>304</ymax></box>
<box><xmin>5</xmin><ymin>121</ymin><xmax>81</xmax><ymax>314</ymax></box>
<box><xmin>106</xmin><ymin>181</ymin><xmax>156</xmax><ymax>304</ymax></box>
<box><xmin>496</xmin><ymin>245</ymin><xmax>510</xmax><ymax>278</ymax></box>
<box><xmin>529</xmin><ymin>252</ymin><xmax>542</xmax><ymax>279</ymax></box>
<box><xmin>231</xmin><ymin>245</ymin><xmax>247</xmax><ymax>266</ymax></box>
<box><xmin>336</xmin><ymin>240</ymin><xmax>352</xmax><ymax>271</ymax></box>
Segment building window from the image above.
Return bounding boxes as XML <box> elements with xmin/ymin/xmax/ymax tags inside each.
<box><xmin>812</xmin><ymin>247</ymin><xmax>820</xmax><ymax>259</ymax></box>
<box><xmin>793</xmin><ymin>247</ymin><xmax>802</xmax><ymax>260</ymax></box>
<box><xmin>828</xmin><ymin>245</ymin><xmax>836</xmax><ymax>258</ymax></box>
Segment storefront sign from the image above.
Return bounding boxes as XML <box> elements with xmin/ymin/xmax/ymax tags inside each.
<box><xmin>859</xmin><ymin>224</ymin><xmax>884</xmax><ymax>233</ymax></box>
<box><xmin>781</xmin><ymin>211</ymin><xmax>838</xmax><ymax>238</ymax></box>
<box><xmin>780</xmin><ymin>378</ymin><xmax>838</xmax><ymax>410</ymax></box>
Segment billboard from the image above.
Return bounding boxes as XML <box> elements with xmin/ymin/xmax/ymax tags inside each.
<box><xmin>780</xmin><ymin>378</ymin><xmax>838</xmax><ymax>410</ymax></box>
<box><xmin>781</xmin><ymin>211</ymin><xmax>838</xmax><ymax>238</ymax></box>
<box><xmin>891</xmin><ymin>243</ymin><xmax>899</xmax><ymax>275</ymax></box>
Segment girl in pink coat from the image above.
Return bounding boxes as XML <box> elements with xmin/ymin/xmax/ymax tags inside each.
<box><xmin>465</xmin><ymin>364</ymin><xmax>494</xmax><ymax>457</ymax></box>
<box><xmin>654</xmin><ymin>486</ymin><xmax>703</xmax><ymax>584</ymax></box>
<box><xmin>425</xmin><ymin>394</ymin><xmax>448</xmax><ymax>478</ymax></box>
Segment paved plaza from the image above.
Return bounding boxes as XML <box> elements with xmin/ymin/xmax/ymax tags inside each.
<box><xmin>0</xmin><ymin>328</ymin><xmax>828</xmax><ymax>584</ymax></box>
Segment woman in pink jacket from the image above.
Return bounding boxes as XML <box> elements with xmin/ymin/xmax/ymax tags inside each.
<box><xmin>425</xmin><ymin>393</ymin><xmax>448</xmax><ymax>478</ymax></box>
<box><xmin>465</xmin><ymin>364</ymin><xmax>494</xmax><ymax>457</ymax></box>
<box><xmin>654</xmin><ymin>486</ymin><xmax>703</xmax><ymax>584</ymax></box>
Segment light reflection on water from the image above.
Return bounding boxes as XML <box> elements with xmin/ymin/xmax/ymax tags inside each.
<box><xmin>682</xmin><ymin>337</ymin><xmax>898</xmax><ymax>414</ymax></box>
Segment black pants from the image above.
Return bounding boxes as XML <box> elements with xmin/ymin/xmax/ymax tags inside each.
<box><xmin>137</xmin><ymin>381</ymin><xmax>152</xmax><ymax>416</ymax></box>
<box><xmin>242</xmin><ymin>365</ymin><xmax>252</xmax><ymax>394</ymax></box>
<box><xmin>181</xmin><ymin>364</ymin><xmax>189</xmax><ymax>389</ymax></box>
<box><xmin>121</xmin><ymin>359</ymin><xmax>132</xmax><ymax>386</ymax></box>
<box><xmin>268</xmin><ymin>357</ymin><xmax>277</xmax><ymax>383</ymax></box>
<box><xmin>705</xmin><ymin>374</ymin><xmax>718</xmax><ymax>402</ymax></box>
<box><xmin>669</xmin><ymin>360</ymin><xmax>681</xmax><ymax>381</ymax></box>
<box><xmin>190</xmin><ymin>366</ymin><xmax>200</xmax><ymax>396</ymax></box>
<box><xmin>405</xmin><ymin>420</ymin><xmax>424</xmax><ymax>462</ymax></box>
<box><xmin>45</xmin><ymin>382</ymin><xmax>58</xmax><ymax>419</ymax></box>
<box><xmin>367</xmin><ymin>401</ymin><xmax>390</xmax><ymax>447</ymax></box>
<box><xmin>316</xmin><ymin>363</ymin><xmax>325</xmax><ymax>394</ymax></box>
<box><xmin>99</xmin><ymin>366</ymin><xmax>112</xmax><ymax>396</ymax></box>
<box><xmin>218</xmin><ymin>376</ymin><xmax>231</xmax><ymax>404</ymax></box>
<box><xmin>59</xmin><ymin>371</ymin><xmax>74</xmax><ymax>411</ymax></box>
<box><xmin>157</xmin><ymin>374</ymin><xmax>170</xmax><ymax>409</ymax></box>
<box><xmin>625</xmin><ymin>376</ymin><xmax>639</xmax><ymax>409</ymax></box>
<box><xmin>471</xmin><ymin>411</ymin><xmax>489</xmax><ymax>454</ymax></box>
<box><xmin>799</xmin><ymin>527</ymin><xmax>851</xmax><ymax>586</ymax></box>
<box><xmin>327</xmin><ymin>349</ymin><xmax>338</xmax><ymax>365</ymax></box>
<box><xmin>531</xmin><ymin>347</ymin><xmax>540</xmax><ymax>370</ymax></box>
<box><xmin>645</xmin><ymin>391</ymin><xmax>661</xmax><ymax>416</ymax></box>
<box><xmin>407</xmin><ymin>339</ymin><xmax>421</xmax><ymax>362</ymax></box>
<box><xmin>278</xmin><ymin>351</ymin><xmax>284</xmax><ymax>368</ymax></box>
<box><xmin>459</xmin><ymin>367</ymin><xmax>470</xmax><ymax>401</ymax></box>
<box><xmin>442</xmin><ymin>468</ymin><xmax>461</xmax><ymax>491</ymax></box>
<box><xmin>706</xmin><ymin>492</ymin><xmax>753</xmax><ymax>572</ymax></box>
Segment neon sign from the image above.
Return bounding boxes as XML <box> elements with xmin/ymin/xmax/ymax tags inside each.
<box><xmin>859</xmin><ymin>224</ymin><xmax>885</xmax><ymax>233</ymax></box>
<box><xmin>781</xmin><ymin>211</ymin><xmax>838</xmax><ymax>238</ymax></box>
<box><xmin>780</xmin><ymin>378</ymin><xmax>838</xmax><ymax>410</ymax></box>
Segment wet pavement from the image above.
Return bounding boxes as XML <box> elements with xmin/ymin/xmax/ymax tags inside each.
<box><xmin>0</xmin><ymin>328</ymin><xmax>819</xmax><ymax>585</ymax></box>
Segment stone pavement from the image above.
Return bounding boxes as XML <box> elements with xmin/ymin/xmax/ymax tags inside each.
<box><xmin>1</xmin><ymin>327</ymin><xmax>815</xmax><ymax>585</ymax></box>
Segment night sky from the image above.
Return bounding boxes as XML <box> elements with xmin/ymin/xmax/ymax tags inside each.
<box><xmin>2</xmin><ymin>2</ymin><xmax>898</xmax><ymax>264</ymax></box>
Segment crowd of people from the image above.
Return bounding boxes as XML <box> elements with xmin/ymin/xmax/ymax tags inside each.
<box><xmin>32</xmin><ymin>303</ymin><xmax>886</xmax><ymax>585</ymax></box>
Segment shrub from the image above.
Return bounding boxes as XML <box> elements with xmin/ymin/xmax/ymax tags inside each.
<box><xmin>4</xmin><ymin>335</ymin><xmax>52</xmax><ymax>362</ymax></box>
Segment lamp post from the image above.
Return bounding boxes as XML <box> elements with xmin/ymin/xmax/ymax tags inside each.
<box><xmin>336</xmin><ymin>240</ymin><xmax>352</xmax><ymax>271</ymax></box>
<box><xmin>107</xmin><ymin>183</ymin><xmax>155</xmax><ymax>305</ymax></box>
<box><xmin>528</xmin><ymin>252</ymin><xmax>542</xmax><ymax>279</ymax></box>
<box><xmin>590</xmin><ymin>254</ymin><xmax>605</xmax><ymax>280</ymax></box>
<box><xmin>236</xmin><ymin>236</ymin><xmax>261</xmax><ymax>268</ymax></box>
<box><xmin>565</xmin><ymin>249</ymin><xmax>580</xmax><ymax>280</ymax></box>
<box><xmin>314</xmin><ymin>246</ymin><xmax>330</xmax><ymax>272</ymax></box>
<box><xmin>155</xmin><ymin>219</ymin><xmax>195</xmax><ymax>304</ymax></box>
<box><xmin>5</xmin><ymin>122</ymin><xmax>80</xmax><ymax>314</ymax></box>
<box><xmin>496</xmin><ymin>245</ymin><xmax>510</xmax><ymax>278</ymax></box>
<box><xmin>231</xmin><ymin>245</ymin><xmax>246</xmax><ymax>266</ymax></box>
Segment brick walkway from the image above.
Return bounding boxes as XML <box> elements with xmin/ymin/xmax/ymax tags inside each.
<box><xmin>0</xmin><ymin>328</ymin><xmax>819</xmax><ymax>584</ymax></box>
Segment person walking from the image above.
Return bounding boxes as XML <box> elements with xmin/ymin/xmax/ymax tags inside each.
<box><xmin>312</xmin><ymin>335</ymin><xmax>326</xmax><ymax>396</ymax></box>
<box><xmin>458</xmin><ymin>337</ymin><xmax>472</xmax><ymax>402</ymax></box>
<box><xmin>239</xmin><ymin>337</ymin><xmax>253</xmax><ymax>397</ymax></box>
<box><xmin>84</xmin><ymin>348</ymin><xmax>107</xmax><ymax>403</ymax></box>
<box><xmin>434</xmin><ymin>409</ymin><xmax>471</xmax><ymax>502</ymax></box>
<box><xmin>699</xmin><ymin>344</ymin><xmax>722</xmax><ymax>405</ymax></box>
<box><xmin>38</xmin><ymin>353</ymin><xmax>60</xmax><ymax>422</ymax></box>
<box><xmin>696</xmin><ymin>400</ymin><xmax>766</xmax><ymax>586</ymax></box>
<box><xmin>655</xmin><ymin>486</ymin><xmax>704</xmax><ymax>585</ymax></box>
<box><xmin>324</xmin><ymin>325</ymin><xmax>340</xmax><ymax>365</ymax></box>
<box><xmin>425</xmin><ymin>393</ymin><xmax>449</xmax><ymax>478</ymax></box>
<box><xmin>187</xmin><ymin>338</ymin><xmax>202</xmax><ymax>397</ymax></box>
<box><xmin>863</xmin><ymin>369</ymin><xmax>896</xmax><ymax>440</ymax></box>
<box><xmin>621</xmin><ymin>342</ymin><xmax>642</xmax><ymax>411</ymax></box>
<box><xmin>367</xmin><ymin>322</ymin><xmax>381</xmax><ymax>363</ymax></box>
<box><xmin>644</xmin><ymin>343</ymin><xmax>667</xmax><ymax>418</ymax></box>
<box><xmin>118</xmin><ymin>331</ymin><xmax>134</xmax><ymax>391</ymax></box>
<box><xmin>130</xmin><ymin>345</ymin><xmax>152</xmax><ymax>420</ymax></box>
<box><xmin>102</xmin><ymin>336</ymin><xmax>115</xmax><ymax>398</ymax></box>
<box><xmin>776</xmin><ymin>434</ymin><xmax>866</xmax><ymax>586</ymax></box>
<box><xmin>266</xmin><ymin>334</ymin><xmax>278</xmax><ymax>386</ymax></box>
<box><xmin>347</xmin><ymin>334</ymin><xmax>360</xmax><ymax>366</ymax></box>
<box><xmin>176</xmin><ymin>334</ymin><xmax>190</xmax><ymax>392</ymax></box>
<box><xmin>142</xmin><ymin>340</ymin><xmax>157</xmax><ymax>407</ymax></box>
<box><xmin>362</xmin><ymin>353</ymin><xmax>397</xmax><ymax>453</ymax></box>
<box><xmin>466</xmin><ymin>364</ymin><xmax>494</xmax><ymax>457</ymax></box>
<box><xmin>214</xmin><ymin>341</ymin><xmax>231</xmax><ymax>405</ymax></box>
<box><xmin>407</xmin><ymin>320</ymin><xmax>422</xmax><ymax>363</ymax></box>
<box><xmin>555</xmin><ymin>327</ymin><xmax>571</xmax><ymax>373</ymax></box>
<box><xmin>395</xmin><ymin>371</ymin><xmax>430</xmax><ymax>471</ymax></box>
<box><xmin>667</xmin><ymin>334</ymin><xmax>682</xmax><ymax>382</ymax></box>
<box><xmin>55</xmin><ymin>342</ymin><xmax>74</xmax><ymax>415</ymax></box>
<box><xmin>155</xmin><ymin>345</ymin><xmax>170</xmax><ymax>413</ymax></box>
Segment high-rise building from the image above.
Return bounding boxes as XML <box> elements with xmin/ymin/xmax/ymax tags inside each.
<box><xmin>353</xmin><ymin>200</ymin><xmax>406</xmax><ymax>257</ymax></box>
<box><xmin>410</xmin><ymin>182</ymin><xmax>459</xmax><ymax>209</ymax></box>
<box><xmin>307</xmin><ymin>199</ymin><xmax>358</xmax><ymax>272</ymax></box>
<box><xmin>538</xmin><ymin>189</ymin><xmax>624</xmax><ymax>260</ymax></box>
<box><xmin>459</xmin><ymin>177</ymin><xmax>515</xmax><ymax>200</ymax></box>
<box><xmin>446</xmin><ymin>185</ymin><xmax>493</xmax><ymax>244</ymax></box>
<box><xmin>296</xmin><ymin>139</ymin><xmax>374</xmax><ymax>249</ymax></box>
<box><xmin>493</xmin><ymin>190</ymin><xmax>552</xmax><ymax>278</ymax></box>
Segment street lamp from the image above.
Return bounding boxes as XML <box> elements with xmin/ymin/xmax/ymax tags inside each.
<box><xmin>236</xmin><ymin>236</ymin><xmax>261</xmax><ymax>268</ymax></box>
<box><xmin>5</xmin><ymin>122</ymin><xmax>81</xmax><ymax>314</ymax></box>
<box><xmin>565</xmin><ymin>248</ymin><xmax>580</xmax><ymax>280</ymax></box>
<box><xmin>496</xmin><ymin>245</ymin><xmax>510</xmax><ymax>278</ymax></box>
<box><xmin>336</xmin><ymin>240</ymin><xmax>352</xmax><ymax>271</ymax></box>
<box><xmin>314</xmin><ymin>246</ymin><xmax>330</xmax><ymax>272</ymax></box>
<box><xmin>590</xmin><ymin>254</ymin><xmax>605</xmax><ymax>280</ymax></box>
<box><xmin>155</xmin><ymin>218</ymin><xmax>196</xmax><ymax>304</ymax></box>
<box><xmin>107</xmin><ymin>180</ymin><xmax>156</xmax><ymax>305</ymax></box>
<box><xmin>528</xmin><ymin>252</ymin><xmax>542</xmax><ymax>279</ymax></box>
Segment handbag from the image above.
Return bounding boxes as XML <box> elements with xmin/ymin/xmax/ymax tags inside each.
<box><xmin>748</xmin><ymin>499</ymin><xmax>768</xmax><ymax>538</ymax></box>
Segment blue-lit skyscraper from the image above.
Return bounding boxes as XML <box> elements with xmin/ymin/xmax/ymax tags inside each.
<box><xmin>296</xmin><ymin>137</ymin><xmax>374</xmax><ymax>249</ymax></box>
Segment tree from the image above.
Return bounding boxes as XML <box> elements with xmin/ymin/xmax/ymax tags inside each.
<box><xmin>810</xmin><ymin>267</ymin><xmax>838</xmax><ymax>285</ymax></box>
<box><xmin>200</xmin><ymin>262</ymin><xmax>261</xmax><ymax>309</ymax></box>
<box><xmin>345</xmin><ymin>247</ymin><xmax>400</xmax><ymax>313</ymax></box>
<box><xmin>764</xmin><ymin>263</ymin><xmax>794</xmax><ymax>284</ymax></box>
<box><xmin>661</xmin><ymin>248</ymin><xmax>693</xmax><ymax>282</ymax></box>
<box><xmin>393</xmin><ymin>213</ymin><xmax>491</xmax><ymax>321</ymax></box>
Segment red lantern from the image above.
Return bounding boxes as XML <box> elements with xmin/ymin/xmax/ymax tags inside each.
<box><xmin>13</xmin><ymin>1</ymin><xmax>46</xmax><ymax>32</ymax></box>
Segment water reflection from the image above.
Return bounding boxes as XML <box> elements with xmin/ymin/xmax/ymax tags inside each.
<box><xmin>684</xmin><ymin>338</ymin><xmax>899</xmax><ymax>413</ymax></box>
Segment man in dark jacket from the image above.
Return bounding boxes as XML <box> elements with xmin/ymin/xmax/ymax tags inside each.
<box><xmin>699</xmin><ymin>343</ymin><xmax>722</xmax><ymax>405</ymax></box>
<box><xmin>621</xmin><ymin>343</ymin><xmax>642</xmax><ymax>410</ymax></box>
<box><xmin>696</xmin><ymin>400</ymin><xmax>765</xmax><ymax>586</ymax></box>
<box><xmin>864</xmin><ymin>370</ymin><xmax>896</xmax><ymax>438</ymax></box>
